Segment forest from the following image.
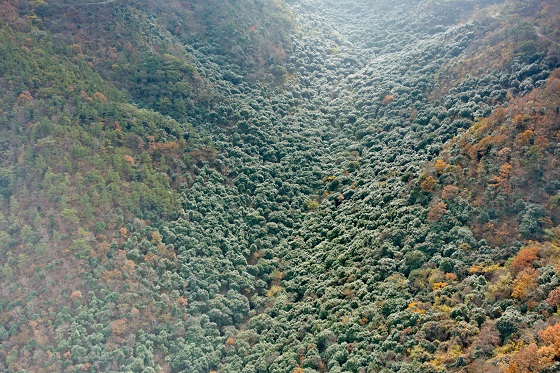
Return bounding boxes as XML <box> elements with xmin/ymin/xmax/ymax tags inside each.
<box><xmin>1</xmin><ymin>0</ymin><xmax>560</xmax><ymax>372</ymax></box>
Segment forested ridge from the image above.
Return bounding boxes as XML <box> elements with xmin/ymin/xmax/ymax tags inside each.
<box><xmin>1</xmin><ymin>0</ymin><xmax>560</xmax><ymax>372</ymax></box>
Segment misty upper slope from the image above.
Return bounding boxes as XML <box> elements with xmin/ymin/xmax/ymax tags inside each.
<box><xmin>1</xmin><ymin>0</ymin><xmax>560</xmax><ymax>372</ymax></box>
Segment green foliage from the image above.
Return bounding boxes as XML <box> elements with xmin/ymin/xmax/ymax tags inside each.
<box><xmin>1</xmin><ymin>0</ymin><xmax>560</xmax><ymax>372</ymax></box>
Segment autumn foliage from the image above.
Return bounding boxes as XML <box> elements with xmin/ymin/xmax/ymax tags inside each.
<box><xmin>428</xmin><ymin>202</ymin><xmax>447</xmax><ymax>222</ymax></box>
<box><xmin>505</xmin><ymin>323</ymin><xmax>560</xmax><ymax>373</ymax></box>
<box><xmin>511</xmin><ymin>268</ymin><xmax>537</xmax><ymax>299</ymax></box>
<box><xmin>510</xmin><ymin>247</ymin><xmax>539</xmax><ymax>275</ymax></box>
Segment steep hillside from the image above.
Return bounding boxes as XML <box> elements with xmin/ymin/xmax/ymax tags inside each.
<box><xmin>1</xmin><ymin>0</ymin><xmax>559</xmax><ymax>372</ymax></box>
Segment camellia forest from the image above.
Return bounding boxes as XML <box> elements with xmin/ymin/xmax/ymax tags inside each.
<box><xmin>1</xmin><ymin>0</ymin><xmax>560</xmax><ymax>372</ymax></box>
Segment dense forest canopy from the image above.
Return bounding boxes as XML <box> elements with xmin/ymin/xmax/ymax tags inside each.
<box><xmin>1</xmin><ymin>0</ymin><xmax>560</xmax><ymax>372</ymax></box>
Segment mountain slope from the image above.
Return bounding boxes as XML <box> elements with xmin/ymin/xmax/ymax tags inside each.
<box><xmin>1</xmin><ymin>0</ymin><xmax>560</xmax><ymax>372</ymax></box>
